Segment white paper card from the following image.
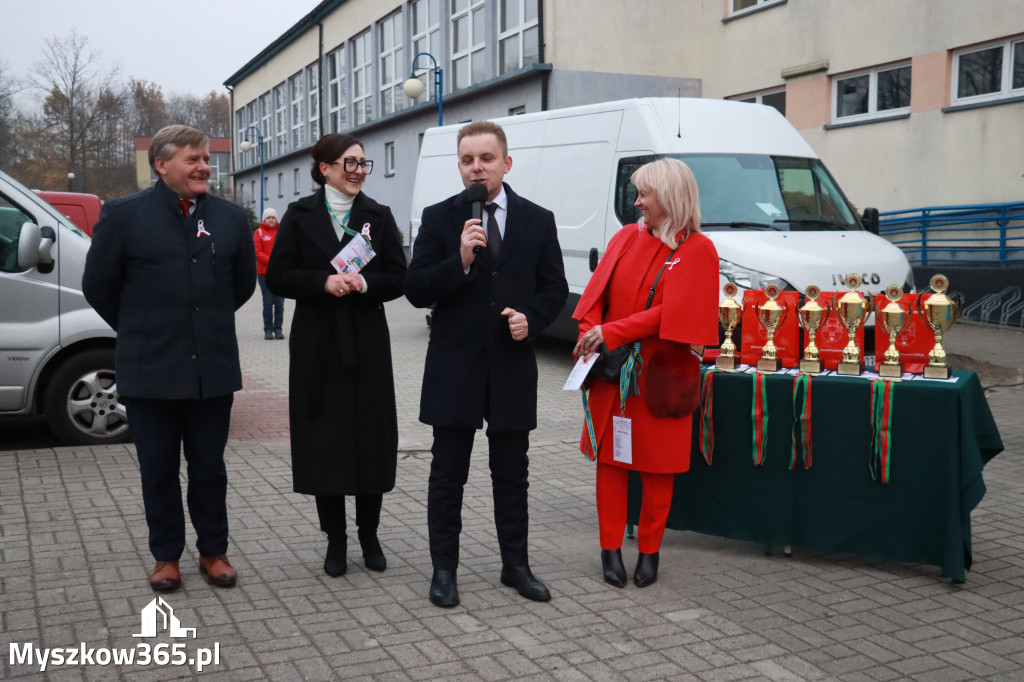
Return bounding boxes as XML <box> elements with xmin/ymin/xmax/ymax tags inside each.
<box><xmin>755</xmin><ymin>202</ymin><xmax>783</xmax><ymax>218</ymax></box>
<box><xmin>331</xmin><ymin>238</ymin><xmax>375</xmax><ymax>274</ymax></box>
<box><xmin>612</xmin><ymin>416</ymin><xmax>632</xmax><ymax>464</ymax></box>
<box><xmin>563</xmin><ymin>354</ymin><xmax>600</xmax><ymax>391</ymax></box>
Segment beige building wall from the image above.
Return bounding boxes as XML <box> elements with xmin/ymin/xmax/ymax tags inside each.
<box><xmin>232</xmin><ymin>30</ymin><xmax>322</xmax><ymax>108</ymax></box>
<box><xmin>698</xmin><ymin>0</ymin><xmax>1024</xmax><ymax>211</ymax></box>
<box><xmin>543</xmin><ymin>0</ymin><xmax>702</xmax><ymax>78</ymax></box>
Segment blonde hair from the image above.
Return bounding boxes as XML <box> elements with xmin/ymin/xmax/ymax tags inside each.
<box><xmin>631</xmin><ymin>158</ymin><xmax>701</xmax><ymax>247</ymax></box>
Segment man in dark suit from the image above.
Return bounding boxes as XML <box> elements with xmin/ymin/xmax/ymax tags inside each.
<box><xmin>406</xmin><ymin>121</ymin><xmax>568</xmax><ymax>608</ymax></box>
<box><xmin>83</xmin><ymin>125</ymin><xmax>256</xmax><ymax>592</ymax></box>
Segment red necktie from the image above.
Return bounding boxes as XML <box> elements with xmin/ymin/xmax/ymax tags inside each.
<box><xmin>179</xmin><ymin>199</ymin><xmax>192</xmax><ymax>218</ymax></box>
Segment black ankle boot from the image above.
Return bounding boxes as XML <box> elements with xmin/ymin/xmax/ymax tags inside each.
<box><xmin>358</xmin><ymin>530</ymin><xmax>386</xmax><ymax>572</ymax></box>
<box><xmin>601</xmin><ymin>549</ymin><xmax>627</xmax><ymax>588</ymax></box>
<box><xmin>324</xmin><ymin>536</ymin><xmax>347</xmax><ymax>577</ymax></box>
<box><xmin>633</xmin><ymin>551</ymin><xmax>659</xmax><ymax>587</ymax></box>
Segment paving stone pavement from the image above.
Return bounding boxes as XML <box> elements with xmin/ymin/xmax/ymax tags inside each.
<box><xmin>2</xmin><ymin>294</ymin><xmax>1023</xmax><ymax>681</ymax></box>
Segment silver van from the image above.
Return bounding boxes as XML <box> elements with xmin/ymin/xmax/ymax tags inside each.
<box><xmin>0</xmin><ymin>169</ymin><xmax>128</xmax><ymax>445</ymax></box>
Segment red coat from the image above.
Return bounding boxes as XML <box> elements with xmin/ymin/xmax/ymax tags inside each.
<box><xmin>573</xmin><ymin>224</ymin><xmax>720</xmax><ymax>472</ymax></box>
<box><xmin>253</xmin><ymin>222</ymin><xmax>278</xmax><ymax>275</ymax></box>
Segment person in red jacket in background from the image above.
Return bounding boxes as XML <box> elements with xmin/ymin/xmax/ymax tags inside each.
<box><xmin>254</xmin><ymin>207</ymin><xmax>286</xmax><ymax>339</ymax></box>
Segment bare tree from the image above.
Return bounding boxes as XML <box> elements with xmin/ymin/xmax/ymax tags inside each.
<box><xmin>165</xmin><ymin>91</ymin><xmax>230</xmax><ymax>137</ymax></box>
<box><xmin>0</xmin><ymin>56</ymin><xmax>24</xmax><ymax>166</ymax></box>
<box><xmin>31</xmin><ymin>30</ymin><xmax>131</xmax><ymax>195</ymax></box>
<box><xmin>127</xmin><ymin>79</ymin><xmax>167</xmax><ymax>136</ymax></box>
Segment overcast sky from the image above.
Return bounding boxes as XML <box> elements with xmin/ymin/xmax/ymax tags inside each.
<box><xmin>1</xmin><ymin>0</ymin><xmax>315</xmax><ymax>102</ymax></box>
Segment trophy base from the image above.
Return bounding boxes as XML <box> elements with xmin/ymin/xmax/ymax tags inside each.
<box><xmin>923</xmin><ymin>364</ymin><xmax>951</xmax><ymax>380</ymax></box>
<box><xmin>716</xmin><ymin>355</ymin><xmax>737</xmax><ymax>370</ymax></box>
<box><xmin>799</xmin><ymin>359</ymin><xmax>822</xmax><ymax>374</ymax></box>
<box><xmin>878</xmin><ymin>363</ymin><xmax>903</xmax><ymax>378</ymax></box>
<box><xmin>837</xmin><ymin>359</ymin><xmax>864</xmax><ymax>376</ymax></box>
<box><xmin>757</xmin><ymin>357</ymin><xmax>781</xmax><ymax>372</ymax></box>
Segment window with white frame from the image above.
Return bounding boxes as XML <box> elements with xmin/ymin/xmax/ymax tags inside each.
<box><xmin>499</xmin><ymin>0</ymin><xmax>539</xmax><ymax>75</ymax></box>
<box><xmin>259</xmin><ymin>93</ymin><xmax>272</xmax><ymax>158</ymax></box>
<box><xmin>733</xmin><ymin>87</ymin><xmax>786</xmax><ymax>116</ymax></box>
<box><xmin>729</xmin><ymin>0</ymin><xmax>784</xmax><ymax>17</ymax></box>
<box><xmin>274</xmin><ymin>83</ymin><xmax>289</xmax><ymax>154</ymax></box>
<box><xmin>327</xmin><ymin>47</ymin><xmax>347</xmax><ymax>133</ymax></box>
<box><xmin>384</xmin><ymin>141</ymin><xmax>395</xmax><ymax>176</ymax></box>
<box><xmin>235</xmin><ymin>108</ymin><xmax>250</xmax><ymax>168</ymax></box>
<box><xmin>952</xmin><ymin>36</ymin><xmax>1024</xmax><ymax>105</ymax></box>
<box><xmin>293</xmin><ymin>168</ymin><xmax>301</xmax><ymax>194</ymax></box>
<box><xmin>379</xmin><ymin>11</ymin><xmax>406</xmax><ymax>116</ymax></box>
<box><xmin>352</xmin><ymin>30</ymin><xmax>374</xmax><ymax>125</ymax></box>
<box><xmin>250</xmin><ymin>181</ymin><xmax>255</xmax><ymax>205</ymax></box>
<box><xmin>833</xmin><ymin>62</ymin><xmax>911</xmax><ymax>122</ymax></box>
<box><xmin>411</xmin><ymin>0</ymin><xmax>442</xmax><ymax>101</ymax></box>
<box><xmin>263</xmin><ymin>176</ymin><xmax>269</xmax><ymax>200</ymax></box>
<box><xmin>306</xmin><ymin>63</ymin><xmax>320</xmax><ymax>141</ymax></box>
<box><xmin>508</xmin><ymin>105</ymin><xmax>526</xmax><ymax>115</ymax></box>
<box><xmin>289</xmin><ymin>72</ymin><xmax>305</xmax><ymax>149</ymax></box>
<box><xmin>450</xmin><ymin>0</ymin><xmax>486</xmax><ymax>91</ymax></box>
<box><xmin>277</xmin><ymin>172</ymin><xmax>283</xmax><ymax>197</ymax></box>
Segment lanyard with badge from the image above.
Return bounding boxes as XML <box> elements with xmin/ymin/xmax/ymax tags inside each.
<box><xmin>325</xmin><ymin>199</ymin><xmax>376</xmax><ymax>273</ymax></box>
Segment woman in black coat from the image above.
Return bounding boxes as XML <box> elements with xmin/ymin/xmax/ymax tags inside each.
<box><xmin>266</xmin><ymin>133</ymin><xmax>407</xmax><ymax>577</ymax></box>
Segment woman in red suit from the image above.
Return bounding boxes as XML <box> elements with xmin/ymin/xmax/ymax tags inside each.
<box><xmin>572</xmin><ymin>157</ymin><xmax>720</xmax><ymax>588</ymax></box>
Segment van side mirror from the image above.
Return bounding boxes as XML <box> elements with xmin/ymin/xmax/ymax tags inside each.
<box><xmin>589</xmin><ymin>247</ymin><xmax>599</xmax><ymax>272</ymax></box>
<box><xmin>861</xmin><ymin>207</ymin><xmax>880</xmax><ymax>235</ymax></box>
<box><xmin>17</xmin><ymin>222</ymin><xmax>55</xmax><ymax>272</ymax></box>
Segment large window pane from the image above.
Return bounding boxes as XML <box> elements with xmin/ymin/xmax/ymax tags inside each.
<box><xmin>523</xmin><ymin>25</ymin><xmax>539</xmax><ymax>64</ymax></box>
<box><xmin>761</xmin><ymin>90</ymin><xmax>786</xmax><ymax>116</ymax></box>
<box><xmin>877</xmin><ymin>65</ymin><xmax>911</xmax><ymax>111</ymax></box>
<box><xmin>453</xmin><ymin>15</ymin><xmax>468</xmax><ymax>52</ymax></box>
<box><xmin>472</xmin><ymin>52</ymin><xmax>486</xmax><ymax>83</ymax></box>
<box><xmin>958</xmin><ymin>46</ymin><xmax>1002</xmax><ymax>98</ymax></box>
<box><xmin>524</xmin><ymin>0</ymin><xmax>538</xmax><ymax>22</ymax></box>
<box><xmin>501</xmin><ymin>0</ymin><xmax>517</xmax><ymax>31</ymax></box>
<box><xmin>837</xmin><ymin>74</ymin><xmax>869</xmax><ymax>117</ymax></box>
<box><xmin>472</xmin><ymin>7</ymin><xmax>485</xmax><ymax>46</ymax></box>
<box><xmin>453</xmin><ymin>56</ymin><xmax>468</xmax><ymax>90</ymax></box>
<box><xmin>500</xmin><ymin>36</ymin><xmax>519</xmax><ymax>75</ymax></box>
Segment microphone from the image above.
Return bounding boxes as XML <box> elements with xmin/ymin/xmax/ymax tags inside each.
<box><xmin>467</xmin><ymin>183</ymin><xmax>488</xmax><ymax>254</ymax></box>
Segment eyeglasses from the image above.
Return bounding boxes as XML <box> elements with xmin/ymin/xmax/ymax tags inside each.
<box><xmin>328</xmin><ymin>157</ymin><xmax>373</xmax><ymax>174</ymax></box>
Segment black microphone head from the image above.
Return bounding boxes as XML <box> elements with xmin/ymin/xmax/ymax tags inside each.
<box><xmin>467</xmin><ymin>183</ymin><xmax>488</xmax><ymax>204</ymax></box>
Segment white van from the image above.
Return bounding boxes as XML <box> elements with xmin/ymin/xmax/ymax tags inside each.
<box><xmin>0</xmin><ymin>169</ymin><xmax>128</xmax><ymax>445</ymax></box>
<box><xmin>410</xmin><ymin>97</ymin><xmax>912</xmax><ymax>340</ymax></box>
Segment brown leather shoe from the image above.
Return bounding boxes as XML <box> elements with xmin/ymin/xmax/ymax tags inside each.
<box><xmin>199</xmin><ymin>555</ymin><xmax>237</xmax><ymax>587</ymax></box>
<box><xmin>149</xmin><ymin>560</ymin><xmax>181</xmax><ymax>592</ymax></box>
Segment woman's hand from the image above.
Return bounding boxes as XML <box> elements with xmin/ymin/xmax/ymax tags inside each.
<box><xmin>325</xmin><ymin>273</ymin><xmax>352</xmax><ymax>297</ymax></box>
<box><xmin>573</xmin><ymin>325</ymin><xmax>605</xmax><ymax>359</ymax></box>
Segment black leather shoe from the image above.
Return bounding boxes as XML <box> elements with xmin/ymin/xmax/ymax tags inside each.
<box><xmin>601</xmin><ymin>549</ymin><xmax>627</xmax><ymax>588</ymax></box>
<box><xmin>429</xmin><ymin>569</ymin><xmax>459</xmax><ymax>607</ymax></box>
<box><xmin>359</xmin><ymin>530</ymin><xmax>386</xmax><ymax>572</ymax></box>
<box><xmin>633</xmin><ymin>551</ymin><xmax>659</xmax><ymax>588</ymax></box>
<box><xmin>324</xmin><ymin>536</ymin><xmax>347</xmax><ymax>577</ymax></box>
<box><xmin>500</xmin><ymin>565</ymin><xmax>551</xmax><ymax>602</ymax></box>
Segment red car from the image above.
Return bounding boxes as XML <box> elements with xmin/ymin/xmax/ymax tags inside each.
<box><xmin>34</xmin><ymin>190</ymin><xmax>103</xmax><ymax>236</ymax></box>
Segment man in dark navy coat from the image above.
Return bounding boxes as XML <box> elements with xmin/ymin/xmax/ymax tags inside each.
<box><xmin>406</xmin><ymin>121</ymin><xmax>568</xmax><ymax>607</ymax></box>
<box><xmin>83</xmin><ymin>125</ymin><xmax>256</xmax><ymax>592</ymax></box>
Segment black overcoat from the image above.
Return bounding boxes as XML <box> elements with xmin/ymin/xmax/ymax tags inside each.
<box><xmin>405</xmin><ymin>184</ymin><xmax>568</xmax><ymax>431</ymax></box>
<box><xmin>266</xmin><ymin>189</ymin><xmax>407</xmax><ymax>496</ymax></box>
<box><xmin>83</xmin><ymin>180</ymin><xmax>256</xmax><ymax>399</ymax></box>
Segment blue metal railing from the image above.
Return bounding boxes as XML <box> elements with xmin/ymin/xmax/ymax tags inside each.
<box><xmin>878</xmin><ymin>201</ymin><xmax>1024</xmax><ymax>266</ymax></box>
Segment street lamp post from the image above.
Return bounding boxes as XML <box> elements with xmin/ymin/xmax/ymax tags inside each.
<box><xmin>402</xmin><ymin>52</ymin><xmax>443</xmax><ymax>127</ymax></box>
<box><xmin>238</xmin><ymin>125</ymin><xmax>265</xmax><ymax>218</ymax></box>
<box><xmin>67</xmin><ymin>172</ymin><xmax>75</xmax><ymax>192</ymax></box>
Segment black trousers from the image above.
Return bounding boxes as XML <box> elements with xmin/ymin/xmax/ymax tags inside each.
<box><xmin>427</xmin><ymin>426</ymin><xmax>530</xmax><ymax>570</ymax></box>
<box><xmin>315</xmin><ymin>494</ymin><xmax>382</xmax><ymax>538</ymax></box>
<box><xmin>123</xmin><ymin>394</ymin><xmax>234</xmax><ymax>561</ymax></box>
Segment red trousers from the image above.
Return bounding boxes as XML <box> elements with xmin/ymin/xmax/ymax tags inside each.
<box><xmin>596</xmin><ymin>461</ymin><xmax>675</xmax><ymax>553</ymax></box>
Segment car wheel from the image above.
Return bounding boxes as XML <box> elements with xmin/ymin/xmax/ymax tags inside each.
<box><xmin>44</xmin><ymin>349</ymin><xmax>131</xmax><ymax>445</ymax></box>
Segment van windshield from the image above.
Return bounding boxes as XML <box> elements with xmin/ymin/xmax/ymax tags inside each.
<box><xmin>615</xmin><ymin>154</ymin><xmax>860</xmax><ymax>231</ymax></box>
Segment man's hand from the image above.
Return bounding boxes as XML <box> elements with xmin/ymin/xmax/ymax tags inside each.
<box><xmin>502</xmin><ymin>307</ymin><xmax>528</xmax><ymax>341</ymax></box>
<box><xmin>460</xmin><ymin>218</ymin><xmax>487</xmax><ymax>268</ymax></box>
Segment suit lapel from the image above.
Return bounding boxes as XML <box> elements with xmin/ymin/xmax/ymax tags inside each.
<box><xmin>303</xmin><ymin>189</ymin><xmax>348</xmax><ymax>261</ymax></box>
<box><xmin>496</xmin><ymin>185</ymin><xmax>526</xmax><ymax>265</ymax></box>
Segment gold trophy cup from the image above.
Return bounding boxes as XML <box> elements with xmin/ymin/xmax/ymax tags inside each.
<box><xmin>878</xmin><ymin>283</ymin><xmax>912</xmax><ymax>378</ymax></box>
<box><xmin>916</xmin><ymin>274</ymin><xmax>960</xmax><ymax>379</ymax></box>
<box><xmin>834</xmin><ymin>273</ymin><xmax>871</xmax><ymax>375</ymax></box>
<box><xmin>717</xmin><ymin>282</ymin><xmax>741</xmax><ymax>370</ymax></box>
<box><xmin>799</xmin><ymin>285</ymin><xmax>829</xmax><ymax>373</ymax></box>
<box><xmin>755</xmin><ymin>284</ymin><xmax>787</xmax><ymax>372</ymax></box>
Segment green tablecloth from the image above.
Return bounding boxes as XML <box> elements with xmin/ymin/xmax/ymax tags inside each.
<box><xmin>627</xmin><ymin>369</ymin><xmax>1004</xmax><ymax>582</ymax></box>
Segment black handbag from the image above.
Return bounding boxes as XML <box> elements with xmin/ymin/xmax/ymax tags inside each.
<box><xmin>589</xmin><ymin>244</ymin><xmax>680</xmax><ymax>388</ymax></box>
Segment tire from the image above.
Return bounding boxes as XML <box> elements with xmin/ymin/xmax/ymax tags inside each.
<box><xmin>44</xmin><ymin>349</ymin><xmax>131</xmax><ymax>445</ymax></box>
